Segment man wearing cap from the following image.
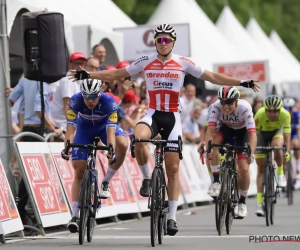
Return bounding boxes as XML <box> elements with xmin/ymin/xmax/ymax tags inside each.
<box><xmin>91</xmin><ymin>44</ymin><xmax>106</xmax><ymax>71</ymax></box>
<box><xmin>50</xmin><ymin>52</ymin><xmax>87</xmax><ymax>132</ymax></box>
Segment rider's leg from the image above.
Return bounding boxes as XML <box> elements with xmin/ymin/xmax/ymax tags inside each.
<box><xmin>134</xmin><ymin>123</ymin><xmax>153</xmax><ymax>197</ymax></box>
<box><xmin>255</xmin><ymin>156</ymin><xmax>266</xmax><ymax>216</ymax></box>
<box><xmin>272</xmin><ymin>136</ymin><xmax>286</xmax><ymax>187</ymax></box>
<box><xmin>291</xmin><ymin>138</ymin><xmax>300</xmax><ymax>174</ymax></box>
<box><xmin>237</xmin><ymin>158</ymin><xmax>250</xmax><ymax>204</ymax></box>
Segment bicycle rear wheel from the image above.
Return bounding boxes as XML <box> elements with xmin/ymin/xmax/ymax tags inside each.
<box><xmin>87</xmin><ymin>170</ymin><xmax>99</xmax><ymax>242</ymax></box>
<box><xmin>216</xmin><ymin>168</ymin><xmax>229</xmax><ymax>236</ymax></box>
<box><xmin>264</xmin><ymin>165</ymin><xmax>271</xmax><ymax>227</ymax></box>
<box><xmin>225</xmin><ymin>173</ymin><xmax>237</xmax><ymax>234</ymax></box>
<box><xmin>158</xmin><ymin>172</ymin><xmax>166</xmax><ymax>244</ymax></box>
<box><xmin>151</xmin><ymin>168</ymin><xmax>160</xmax><ymax>247</ymax></box>
<box><xmin>79</xmin><ymin>170</ymin><xmax>91</xmax><ymax>245</ymax></box>
<box><xmin>287</xmin><ymin>161</ymin><xmax>293</xmax><ymax>206</ymax></box>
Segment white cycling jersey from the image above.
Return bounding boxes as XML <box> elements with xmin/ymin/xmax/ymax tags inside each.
<box><xmin>126</xmin><ymin>54</ymin><xmax>204</xmax><ymax>112</ymax></box>
<box><xmin>208</xmin><ymin>99</ymin><xmax>256</xmax><ymax>133</ymax></box>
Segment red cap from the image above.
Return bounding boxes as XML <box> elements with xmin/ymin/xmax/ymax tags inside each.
<box><xmin>123</xmin><ymin>90</ymin><xmax>138</xmax><ymax>102</ymax></box>
<box><xmin>106</xmin><ymin>65</ymin><xmax>117</xmax><ymax>70</ymax></box>
<box><xmin>69</xmin><ymin>52</ymin><xmax>87</xmax><ymax>62</ymax></box>
<box><xmin>105</xmin><ymin>92</ymin><xmax>121</xmax><ymax>103</ymax></box>
<box><xmin>116</xmin><ymin>60</ymin><xmax>130</xmax><ymax>69</ymax></box>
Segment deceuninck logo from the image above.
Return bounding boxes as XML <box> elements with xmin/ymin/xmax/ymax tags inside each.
<box><xmin>249</xmin><ymin>235</ymin><xmax>300</xmax><ymax>243</ymax></box>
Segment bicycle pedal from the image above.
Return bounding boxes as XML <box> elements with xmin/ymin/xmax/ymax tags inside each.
<box><xmin>234</xmin><ymin>216</ymin><xmax>244</xmax><ymax>220</ymax></box>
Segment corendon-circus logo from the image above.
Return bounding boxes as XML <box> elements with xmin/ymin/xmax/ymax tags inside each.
<box><xmin>146</xmin><ymin>72</ymin><xmax>180</xmax><ymax>79</ymax></box>
<box><xmin>153</xmin><ymin>81</ymin><xmax>173</xmax><ymax>87</ymax></box>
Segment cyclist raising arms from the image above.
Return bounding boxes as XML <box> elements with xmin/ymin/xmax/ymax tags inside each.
<box><xmin>254</xmin><ymin>95</ymin><xmax>291</xmax><ymax>216</ymax></box>
<box><xmin>205</xmin><ymin>86</ymin><xmax>257</xmax><ymax>218</ymax></box>
<box><xmin>69</xmin><ymin>24</ymin><xmax>260</xmax><ymax>235</ymax></box>
<box><xmin>61</xmin><ymin>79</ymin><xmax>128</xmax><ymax>233</ymax></box>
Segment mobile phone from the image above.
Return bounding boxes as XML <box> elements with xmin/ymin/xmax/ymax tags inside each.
<box><xmin>125</xmin><ymin>76</ymin><xmax>131</xmax><ymax>81</ymax></box>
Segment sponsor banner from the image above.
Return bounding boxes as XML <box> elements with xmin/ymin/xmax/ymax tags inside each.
<box><xmin>114</xmin><ymin>23</ymin><xmax>190</xmax><ymax>61</ymax></box>
<box><xmin>97</xmin><ymin>151</ymin><xmax>140</xmax><ymax>214</ymax></box>
<box><xmin>214</xmin><ymin>61</ymin><xmax>268</xmax><ymax>84</ymax></box>
<box><xmin>0</xmin><ymin>159</ymin><xmax>23</xmax><ymax>234</ymax></box>
<box><xmin>16</xmin><ymin>142</ymin><xmax>71</xmax><ymax>228</ymax></box>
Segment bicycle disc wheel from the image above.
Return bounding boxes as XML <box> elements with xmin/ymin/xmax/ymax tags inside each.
<box><xmin>270</xmin><ymin>168</ymin><xmax>275</xmax><ymax>225</ymax></box>
<box><xmin>158</xmin><ymin>173</ymin><xmax>166</xmax><ymax>244</ymax></box>
<box><xmin>264</xmin><ymin>165</ymin><xmax>271</xmax><ymax>227</ymax></box>
<box><xmin>151</xmin><ymin>169</ymin><xmax>160</xmax><ymax>247</ymax></box>
<box><xmin>87</xmin><ymin>171</ymin><xmax>98</xmax><ymax>242</ymax></box>
<box><xmin>287</xmin><ymin>162</ymin><xmax>293</xmax><ymax>206</ymax></box>
<box><xmin>79</xmin><ymin>170</ymin><xmax>91</xmax><ymax>245</ymax></box>
<box><xmin>216</xmin><ymin>168</ymin><xmax>229</xmax><ymax>236</ymax></box>
<box><xmin>225</xmin><ymin>173</ymin><xmax>236</xmax><ymax>234</ymax></box>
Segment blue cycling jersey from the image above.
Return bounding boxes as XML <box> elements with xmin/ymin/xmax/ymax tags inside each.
<box><xmin>67</xmin><ymin>92</ymin><xmax>126</xmax><ymax>161</ymax></box>
<box><xmin>291</xmin><ymin>111</ymin><xmax>300</xmax><ymax>139</ymax></box>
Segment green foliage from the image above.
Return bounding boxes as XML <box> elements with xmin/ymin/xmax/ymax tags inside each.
<box><xmin>112</xmin><ymin>0</ymin><xmax>300</xmax><ymax>60</ymax></box>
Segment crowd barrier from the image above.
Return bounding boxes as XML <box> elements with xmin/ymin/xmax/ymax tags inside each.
<box><xmin>1</xmin><ymin>133</ymin><xmax>300</xmax><ymax>238</ymax></box>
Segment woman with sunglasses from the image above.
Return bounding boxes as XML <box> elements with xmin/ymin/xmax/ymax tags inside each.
<box><xmin>61</xmin><ymin>79</ymin><xmax>128</xmax><ymax>233</ymax></box>
<box><xmin>69</xmin><ymin>24</ymin><xmax>260</xmax><ymax>236</ymax></box>
<box><xmin>205</xmin><ymin>86</ymin><xmax>257</xmax><ymax>219</ymax></box>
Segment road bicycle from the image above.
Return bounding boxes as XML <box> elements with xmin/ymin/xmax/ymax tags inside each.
<box><xmin>64</xmin><ymin>137</ymin><xmax>114</xmax><ymax>245</ymax></box>
<box><xmin>256</xmin><ymin>144</ymin><xmax>286</xmax><ymax>226</ymax></box>
<box><xmin>207</xmin><ymin>140</ymin><xmax>251</xmax><ymax>236</ymax></box>
<box><xmin>130</xmin><ymin>135</ymin><xmax>183</xmax><ymax>247</ymax></box>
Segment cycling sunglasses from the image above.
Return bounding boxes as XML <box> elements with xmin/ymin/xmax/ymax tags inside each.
<box><xmin>220</xmin><ymin>99</ymin><xmax>236</xmax><ymax>106</ymax></box>
<box><xmin>82</xmin><ymin>93</ymin><xmax>100</xmax><ymax>100</ymax></box>
<box><xmin>155</xmin><ymin>37</ymin><xmax>175</xmax><ymax>44</ymax></box>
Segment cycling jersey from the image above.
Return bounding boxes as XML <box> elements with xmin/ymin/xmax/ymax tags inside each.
<box><xmin>126</xmin><ymin>54</ymin><xmax>204</xmax><ymax>112</ymax></box>
<box><xmin>290</xmin><ymin>111</ymin><xmax>300</xmax><ymax>139</ymax></box>
<box><xmin>208</xmin><ymin>99</ymin><xmax>256</xmax><ymax>133</ymax></box>
<box><xmin>67</xmin><ymin>92</ymin><xmax>126</xmax><ymax>161</ymax></box>
<box><xmin>254</xmin><ymin>107</ymin><xmax>291</xmax><ymax>133</ymax></box>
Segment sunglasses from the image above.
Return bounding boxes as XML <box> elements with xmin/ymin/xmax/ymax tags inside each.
<box><xmin>82</xmin><ymin>93</ymin><xmax>100</xmax><ymax>100</ymax></box>
<box><xmin>155</xmin><ymin>37</ymin><xmax>174</xmax><ymax>44</ymax></box>
<box><xmin>266</xmin><ymin>109</ymin><xmax>280</xmax><ymax>113</ymax></box>
<box><xmin>220</xmin><ymin>99</ymin><xmax>236</xmax><ymax>106</ymax></box>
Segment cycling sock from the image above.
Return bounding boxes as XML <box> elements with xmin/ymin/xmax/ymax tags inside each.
<box><xmin>139</xmin><ymin>163</ymin><xmax>151</xmax><ymax>179</ymax></box>
<box><xmin>208</xmin><ymin>170</ymin><xmax>213</xmax><ymax>183</ymax></box>
<box><xmin>72</xmin><ymin>201</ymin><xmax>79</xmax><ymax>218</ymax></box>
<box><xmin>277</xmin><ymin>165</ymin><xmax>284</xmax><ymax>175</ymax></box>
<box><xmin>211</xmin><ymin>165</ymin><xmax>220</xmax><ymax>183</ymax></box>
<box><xmin>167</xmin><ymin>200</ymin><xmax>178</xmax><ymax>222</ymax></box>
<box><xmin>257</xmin><ymin>192</ymin><xmax>263</xmax><ymax>205</ymax></box>
<box><xmin>102</xmin><ymin>166</ymin><xmax>117</xmax><ymax>183</ymax></box>
<box><xmin>239</xmin><ymin>190</ymin><xmax>248</xmax><ymax>204</ymax></box>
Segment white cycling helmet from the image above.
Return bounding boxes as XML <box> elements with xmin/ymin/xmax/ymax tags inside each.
<box><xmin>154</xmin><ymin>24</ymin><xmax>177</xmax><ymax>40</ymax></box>
<box><xmin>283</xmin><ymin>97</ymin><xmax>295</xmax><ymax>108</ymax></box>
<box><xmin>80</xmin><ymin>79</ymin><xmax>102</xmax><ymax>95</ymax></box>
<box><xmin>218</xmin><ymin>86</ymin><xmax>239</xmax><ymax>100</ymax></box>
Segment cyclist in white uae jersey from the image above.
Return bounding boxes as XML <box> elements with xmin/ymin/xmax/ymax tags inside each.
<box><xmin>69</xmin><ymin>24</ymin><xmax>260</xmax><ymax>236</ymax></box>
<box><xmin>206</xmin><ymin>86</ymin><xmax>257</xmax><ymax>218</ymax></box>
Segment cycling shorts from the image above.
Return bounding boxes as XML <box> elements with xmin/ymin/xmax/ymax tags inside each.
<box><xmin>255</xmin><ymin>128</ymin><xmax>283</xmax><ymax>158</ymax></box>
<box><xmin>137</xmin><ymin>108</ymin><xmax>182</xmax><ymax>152</ymax></box>
<box><xmin>71</xmin><ymin>125</ymin><xmax>127</xmax><ymax>161</ymax></box>
<box><xmin>215</xmin><ymin>122</ymin><xmax>249</xmax><ymax>158</ymax></box>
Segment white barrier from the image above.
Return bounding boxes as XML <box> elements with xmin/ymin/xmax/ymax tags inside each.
<box><xmin>0</xmin><ymin>159</ymin><xmax>23</xmax><ymax>235</ymax></box>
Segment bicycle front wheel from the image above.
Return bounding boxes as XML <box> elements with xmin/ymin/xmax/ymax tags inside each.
<box><xmin>79</xmin><ymin>170</ymin><xmax>91</xmax><ymax>245</ymax></box>
<box><xmin>270</xmin><ymin>167</ymin><xmax>275</xmax><ymax>225</ymax></box>
<box><xmin>151</xmin><ymin>168</ymin><xmax>160</xmax><ymax>247</ymax></box>
<box><xmin>264</xmin><ymin>165</ymin><xmax>271</xmax><ymax>227</ymax></box>
<box><xmin>87</xmin><ymin>171</ymin><xmax>99</xmax><ymax>242</ymax></box>
<box><xmin>158</xmin><ymin>172</ymin><xmax>166</xmax><ymax>244</ymax></box>
<box><xmin>225</xmin><ymin>172</ymin><xmax>236</xmax><ymax>234</ymax></box>
<box><xmin>287</xmin><ymin>161</ymin><xmax>293</xmax><ymax>206</ymax></box>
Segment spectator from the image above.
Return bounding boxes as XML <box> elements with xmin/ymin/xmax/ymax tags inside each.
<box><xmin>252</xmin><ymin>100</ymin><xmax>263</xmax><ymax>115</ymax></box>
<box><xmin>180</xmin><ymin>83</ymin><xmax>197</xmax><ymax>126</ymax></box>
<box><xmin>91</xmin><ymin>44</ymin><xmax>106</xmax><ymax>70</ymax></box>
<box><xmin>182</xmin><ymin>104</ymin><xmax>202</xmax><ymax>144</ymax></box>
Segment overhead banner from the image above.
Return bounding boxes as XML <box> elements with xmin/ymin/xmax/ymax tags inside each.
<box><xmin>16</xmin><ymin>142</ymin><xmax>71</xmax><ymax>228</ymax></box>
<box><xmin>0</xmin><ymin>159</ymin><xmax>23</xmax><ymax>234</ymax></box>
<box><xmin>114</xmin><ymin>23</ymin><xmax>191</xmax><ymax>61</ymax></box>
<box><xmin>214</xmin><ymin>61</ymin><xmax>269</xmax><ymax>84</ymax></box>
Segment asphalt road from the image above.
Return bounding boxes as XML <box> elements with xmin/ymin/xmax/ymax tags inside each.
<box><xmin>4</xmin><ymin>191</ymin><xmax>300</xmax><ymax>250</ymax></box>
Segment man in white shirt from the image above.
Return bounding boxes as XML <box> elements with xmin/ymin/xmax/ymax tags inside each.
<box><xmin>50</xmin><ymin>52</ymin><xmax>87</xmax><ymax>131</ymax></box>
<box><xmin>179</xmin><ymin>83</ymin><xmax>196</xmax><ymax>126</ymax></box>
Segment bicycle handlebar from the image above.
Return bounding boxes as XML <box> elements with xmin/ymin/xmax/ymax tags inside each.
<box><xmin>130</xmin><ymin>135</ymin><xmax>183</xmax><ymax>160</ymax></box>
<box><xmin>64</xmin><ymin>136</ymin><xmax>114</xmax><ymax>156</ymax></box>
<box><xmin>256</xmin><ymin>145</ymin><xmax>287</xmax><ymax>155</ymax></box>
<box><xmin>207</xmin><ymin>140</ymin><xmax>251</xmax><ymax>158</ymax></box>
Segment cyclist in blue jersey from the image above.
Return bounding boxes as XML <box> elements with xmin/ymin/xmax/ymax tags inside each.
<box><xmin>283</xmin><ymin>97</ymin><xmax>300</xmax><ymax>174</ymax></box>
<box><xmin>61</xmin><ymin>79</ymin><xmax>128</xmax><ymax>233</ymax></box>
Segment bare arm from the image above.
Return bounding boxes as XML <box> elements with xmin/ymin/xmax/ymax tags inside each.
<box><xmin>283</xmin><ymin>132</ymin><xmax>291</xmax><ymax>153</ymax></box>
<box><xmin>248</xmin><ymin>132</ymin><xmax>257</xmax><ymax>155</ymax></box>
<box><xmin>63</xmin><ymin>97</ymin><xmax>70</xmax><ymax>117</ymax></box>
<box><xmin>205</xmin><ymin>125</ymin><xmax>216</xmax><ymax>149</ymax></box>
<box><xmin>64</xmin><ymin>125</ymin><xmax>76</xmax><ymax>145</ymax></box>
<box><xmin>200</xmin><ymin>71</ymin><xmax>260</xmax><ymax>92</ymax></box>
<box><xmin>36</xmin><ymin>111</ymin><xmax>56</xmax><ymax>131</ymax></box>
<box><xmin>106</xmin><ymin>127</ymin><xmax>116</xmax><ymax>153</ymax></box>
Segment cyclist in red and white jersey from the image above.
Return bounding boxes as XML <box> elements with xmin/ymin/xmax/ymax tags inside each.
<box><xmin>69</xmin><ymin>24</ymin><xmax>260</xmax><ymax>235</ymax></box>
<box><xmin>206</xmin><ymin>86</ymin><xmax>257</xmax><ymax>218</ymax></box>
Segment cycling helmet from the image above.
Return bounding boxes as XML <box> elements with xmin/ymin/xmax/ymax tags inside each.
<box><xmin>80</xmin><ymin>79</ymin><xmax>102</xmax><ymax>95</ymax></box>
<box><xmin>264</xmin><ymin>95</ymin><xmax>282</xmax><ymax>110</ymax></box>
<box><xmin>154</xmin><ymin>24</ymin><xmax>177</xmax><ymax>40</ymax></box>
<box><xmin>218</xmin><ymin>86</ymin><xmax>239</xmax><ymax>100</ymax></box>
<box><xmin>283</xmin><ymin>97</ymin><xmax>295</xmax><ymax>109</ymax></box>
